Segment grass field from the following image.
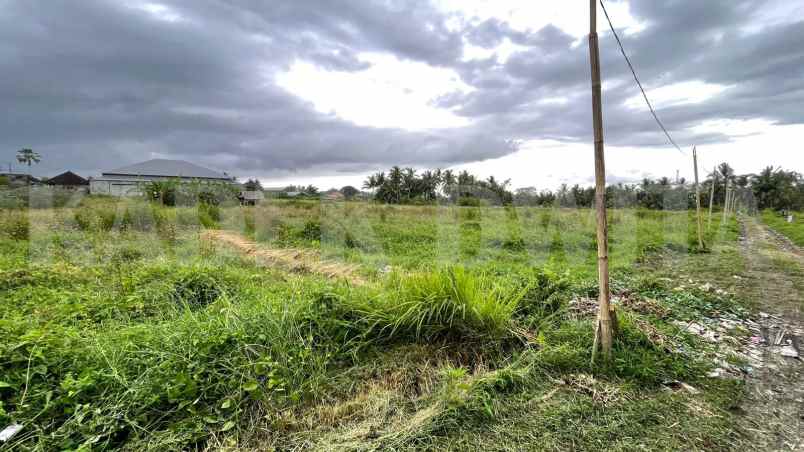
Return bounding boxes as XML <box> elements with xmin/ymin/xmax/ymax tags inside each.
<box><xmin>761</xmin><ymin>209</ymin><xmax>804</xmax><ymax>247</ymax></box>
<box><xmin>0</xmin><ymin>197</ymin><xmax>752</xmax><ymax>450</ymax></box>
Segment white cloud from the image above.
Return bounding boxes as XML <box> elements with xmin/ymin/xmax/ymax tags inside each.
<box><xmin>450</xmin><ymin>122</ymin><xmax>804</xmax><ymax>190</ymax></box>
<box><xmin>434</xmin><ymin>0</ymin><xmax>645</xmax><ymax>38</ymax></box>
<box><xmin>275</xmin><ymin>53</ymin><xmax>473</xmax><ymax>130</ymax></box>
<box><xmin>129</xmin><ymin>2</ymin><xmax>185</xmax><ymax>23</ymax></box>
<box><xmin>624</xmin><ymin>81</ymin><xmax>731</xmax><ymax>110</ymax></box>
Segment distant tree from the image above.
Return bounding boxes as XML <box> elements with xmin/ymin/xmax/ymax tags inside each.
<box><xmin>243</xmin><ymin>178</ymin><xmax>263</xmax><ymax>191</ymax></box>
<box><xmin>717</xmin><ymin>162</ymin><xmax>735</xmax><ymax>180</ymax></box>
<box><xmin>304</xmin><ymin>185</ymin><xmax>319</xmax><ymax>196</ymax></box>
<box><xmin>364</xmin><ymin>166</ymin><xmax>512</xmax><ymax>205</ymax></box>
<box><xmin>16</xmin><ymin>148</ymin><xmax>41</xmax><ymax>168</ymax></box>
<box><xmin>340</xmin><ymin>185</ymin><xmax>359</xmax><ymax>199</ymax></box>
<box><xmin>752</xmin><ymin>166</ymin><xmax>802</xmax><ymax>211</ymax></box>
<box><xmin>441</xmin><ymin>169</ymin><xmax>456</xmax><ymax>198</ymax></box>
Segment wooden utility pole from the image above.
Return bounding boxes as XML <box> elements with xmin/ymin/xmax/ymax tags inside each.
<box><xmin>722</xmin><ymin>178</ymin><xmax>731</xmax><ymax>223</ymax></box>
<box><xmin>692</xmin><ymin>147</ymin><xmax>704</xmax><ymax>250</ymax></box>
<box><xmin>588</xmin><ymin>0</ymin><xmax>615</xmax><ymax>363</ymax></box>
<box><xmin>708</xmin><ymin>166</ymin><xmax>716</xmax><ymax>229</ymax></box>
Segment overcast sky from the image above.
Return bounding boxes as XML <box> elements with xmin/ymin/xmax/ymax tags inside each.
<box><xmin>2</xmin><ymin>0</ymin><xmax>803</xmax><ymax>189</ymax></box>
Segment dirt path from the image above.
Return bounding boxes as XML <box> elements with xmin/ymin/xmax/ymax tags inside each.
<box><xmin>737</xmin><ymin>217</ymin><xmax>804</xmax><ymax>451</ymax></box>
<box><xmin>202</xmin><ymin>229</ymin><xmax>366</xmax><ymax>285</ymax></box>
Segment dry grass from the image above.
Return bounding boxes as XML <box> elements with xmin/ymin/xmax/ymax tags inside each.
<box><xmin>202</xmin><ymin>229</ymin><xmax>367</xmax><ymax>285</ymax></box>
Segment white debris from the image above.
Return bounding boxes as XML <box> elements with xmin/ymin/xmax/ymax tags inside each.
<box><xmin>0</xmin><ymin>424</ymin><xmax>23</xmax><ymax>442</ymax></box>
<box><xmin>780</xmin><ymin>346</ymin><xmax>799</xmax><ymax>358</ymax></box>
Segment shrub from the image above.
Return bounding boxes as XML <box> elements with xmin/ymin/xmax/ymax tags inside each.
<box><xmin>97</xmin><ymin>208</ymin><xmax>117</xmax><ymax>231</ymax></box>
<box><xmin>458</xmin><ymin>196</ymin><xmax>481</xmax><ymax>207</ymax></box>
<box><xmin>171</xmin><ymin>269</ymin><xmax>229</xmax><ymax>309</ymax></box>
<box><xmin>122</xmin><ymin>203</ymin><xmax>157</xmax><ymax>232</ymax></box>
<box><xmin>301</xmin><ymin>220</ymin><xmax>322</xmax><ymax>241</ymax></box>
<box><xmin>0</xmin><ymin>211</ymin><xmax>30</xmax><ymax>240</ymax></box>
<box><xmin>73</xmin><ymin>209</ymin><xmax>94</xmax><ymax>231</ymax></box>
<box><xmin>198</xmin><ymin>203</ymin><xmax>221</xmax><ymax>229</ymax></box>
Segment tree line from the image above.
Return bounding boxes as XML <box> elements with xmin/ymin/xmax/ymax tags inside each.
<box><xmin>363</xmin><ymin>167</ymin><xmax>514</xmax><ymax>205</ymax></box>
<box><xmin>362</xmin><ymin>163</ymin><xmax>802</xmax><ymax>211</ymax></box>
<box><xmin>515</xmin><ymin>163</ymin><xmax>802</xmax><ymax>211</ymax></box>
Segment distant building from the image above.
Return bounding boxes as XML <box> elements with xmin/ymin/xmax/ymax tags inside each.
<box><xmin>0</xmin><ymin>172</ymin><xmax>41</xmax><ymax>187</ymax></box>
<box><xmin>89</xmin><ymin>159</ymin><xmax>235</xmax><ymax>196</ymax></box>
<box><xmin>323</xmin><ymin>189</ymin><xmax>345</xmax><ymax>201</ymax></box>
<box><xmin>239</xmin><ymin>190</ymin><xmax>264</xmax><ymax>206</ymax></box>
<box><xmin>46</xmin><ymin>171</ymin><xmax>89</xmax><ymax>190</ymax></box>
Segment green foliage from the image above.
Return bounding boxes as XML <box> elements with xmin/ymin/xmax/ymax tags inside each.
<box><xmin>339</xmin><ymin>267</ymin><xmax>524</xmax><ymax>341</ymax></box>
<box><xmin>762</xmin><ymin>209</ymin><xmax>804</xmax><ymax>246</ymax></box>
<box><xmin>0</xmin><ymin>210</ymin><xmax>29</xmax><ymax>240</ymax></box>
<box><xmin>365</xmin><ymin>167</ymin><xmax>513</xmax><ymax>205</ymax></box>
<box><xmin>0</xmin><ymin>200</ymin><xmax>755</xmax><ymax>449</ymax></box>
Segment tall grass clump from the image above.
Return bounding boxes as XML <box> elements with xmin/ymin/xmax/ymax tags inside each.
<box><xmin>346</xmin><ymin>267</ymin><xmax>524</xmax><ymax>341</ymax></box>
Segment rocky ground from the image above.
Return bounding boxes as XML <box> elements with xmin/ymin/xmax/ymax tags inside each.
<box><xmin>736</xmin><ymin>217</ymin><xmax>803</xmax><ymax>451</ymax></box>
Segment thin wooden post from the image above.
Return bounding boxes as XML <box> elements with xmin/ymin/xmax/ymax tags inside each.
<box><xmin>693</xmin><ymin>147</ymin><xmax>704</xmax><ymax>250</ymax></box>
<box><xmin>588</xmin><ymin>0</ymin><xmax>614</xmax><ymax>363</ymax></box>
<box><xmin>722</xmin><ymin>178</ymin><xmax>731</xmax><ymax>223</ymax></box>
<box><xmin>708</xmin><ymin>166</ymin><xmax>716</xmax><ymax>230</ymax></box>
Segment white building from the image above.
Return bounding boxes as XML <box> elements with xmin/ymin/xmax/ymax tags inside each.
<box><xmin>89</xmin><ymin>159</ymin><xmax>235</xmax><ymax>196</ymax></box>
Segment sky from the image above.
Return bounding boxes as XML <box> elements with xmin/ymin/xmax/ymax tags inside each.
<box><xmin>1</xmin><ymin>0</ymin><xmax>803</xmax><ymax>190</ymax></box>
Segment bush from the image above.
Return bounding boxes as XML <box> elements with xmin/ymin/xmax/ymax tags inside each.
<box><xmin>121</xmin><ymin>203</ymin><xmax>157</xmax><ymax>232</ymax></box>
<box><xmin>198</xmin><ymin>203</ymin><xmax>221</xmax><ymax>229</ymax></box>
<box><xmin>458</xmin><ymin>196</ymin><xmax>481</xmax><ymax>207</ymax></box>
<box><xmin>0</xmin><ymin>211</ymin><xmax>30</xmax><ymax>240</ymax></box>
<box><xmin>170</xmin><ymin>268</ymin><xmax>229</xmax><ymax>309</ymax></box>
<box><xmin>73</xmin><ymin>208</ymin><xmax>95</xmax><ymax>231</ymax></box>
<box><xmin>301</xmin><ymin>220</ymin><xmax>322</xmax><ymax>241</ymax></box>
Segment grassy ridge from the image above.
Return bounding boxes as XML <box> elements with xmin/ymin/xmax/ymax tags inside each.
<box><xmin>0</xmin><ymin>198</ymin><xmax>747</xmax><ymax>450</ymax></box>
<box><xmin>761</xmin><ymin>209</ymin><xmax>804</xmax><ymax>246</ymax></box>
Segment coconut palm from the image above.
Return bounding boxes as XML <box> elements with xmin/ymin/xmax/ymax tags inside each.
<box><xmin>16</xmin><ymin>148</ymin><xmax>41</xmax><ymax>168</ymax></box>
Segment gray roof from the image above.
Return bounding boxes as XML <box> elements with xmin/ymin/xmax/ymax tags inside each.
<box><xmin>102</xmin><ymin>159</ymin><xmax>232</xmax><ymax>180</ymax></box>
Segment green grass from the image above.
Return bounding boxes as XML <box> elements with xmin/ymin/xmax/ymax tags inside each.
<box><xmin>0</xmin><ymin>196</ymin><xmax>751</xmax><ymax>450</ymax></box>
<box><xmin>761</xmin><ymin>209</ymin><xmax>804</xmax><ymax>246</ymax></box>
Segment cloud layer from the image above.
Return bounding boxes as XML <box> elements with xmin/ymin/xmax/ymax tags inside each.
<box><xmin>1</xmin><ymin>0</ymin><xmax>802</xmax><ymax>179</ymax></box>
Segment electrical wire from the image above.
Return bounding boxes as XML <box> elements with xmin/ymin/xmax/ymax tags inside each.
<box><xmin>599</xmin><ymin>0</ymin><xmax>687</xmax><ymax>155</ymax></box>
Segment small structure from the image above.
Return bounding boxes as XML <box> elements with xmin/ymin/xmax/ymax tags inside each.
<box><xmin>46</xmin><ymin>171</ymin><xmax>89</xmax><ymax>190</ymax></box>
<box><xmin>89</xmin><ymin>159</ymin><xmax>235</xmax><ymax>196</ymax></box>
<box><xmin>323</xmin><ymin>189</ymin><xmax>345</xmax><ymax>201</ymax></box>
<box><xmin>239</xmin><ymin>190</ymin><xmax>264</xmax><ymax>206</ymax></box>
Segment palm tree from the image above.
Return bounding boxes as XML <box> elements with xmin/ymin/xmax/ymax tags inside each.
<box><xmin>16</xmin><ymin>148</ymin><xmax>41</xmax><ymax>169</ymax></box>
<box><xmin>717</xmin><ymin>162</ymin><xmax>734</xmax><ymax>180</ymax></box>
<box><xmin>441</xmin><ymin>169</ymin><xmax>456</xmax><ymax>198</ymax></box>
<box><xmin>388</xmin><ymin>166</ymin><xmax>403</xmax><ymax>203</ymax></box>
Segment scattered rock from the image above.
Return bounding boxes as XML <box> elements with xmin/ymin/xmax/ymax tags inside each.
<box><xmin>663</xmin><ymin>380</ymin><xmax>700</xmax><ymax>394</ymax></box>
<box><xmin>0</xmin><ymin>424</ymin><xmax>23</xmax><ymax>442</ymax></box>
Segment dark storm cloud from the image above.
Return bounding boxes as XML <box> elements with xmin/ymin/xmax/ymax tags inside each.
<box><xmin>1</xmin><ymin>0</ymin><xmax>802</xmax><ymax>179</ymax></box>
<box><xmin>442</xmin><ymin>0</ymin><xmax>804</xmax><ymax>150</ymax></box>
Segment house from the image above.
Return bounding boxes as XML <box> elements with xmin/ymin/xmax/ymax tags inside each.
<box><xmin>0</xmin><ymin>172</ymin><xmax>41</xmax><ymax>187</ymax></box>
<box><xmin>89</xmin><ymin>159</ymin><xmax>235</xmax><ymax>196</ymax></box>
<box><xmin>46</xmin><ymin>171</ymin><xmax>89</xmax><ymax>190</ymax></box>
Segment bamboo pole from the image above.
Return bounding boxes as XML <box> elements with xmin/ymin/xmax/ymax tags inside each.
<box><xmin>588</xmin><ymin>0</ymin><xmax>614</xmax><ymax>363</ymax></box>
<box><xmin>708</xmin><ymin>166</ymin><xmax>716</xmax><ymax>230</ymax></box>
<box><xmin>693</xmin><ymin>147</ymin><xmax>704</xmax><ymax>250</ymax></box>
<box><xmin>722</xmin><ymin>178</ymin><xmax>731</xmax><ymax>223</ymax></box>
